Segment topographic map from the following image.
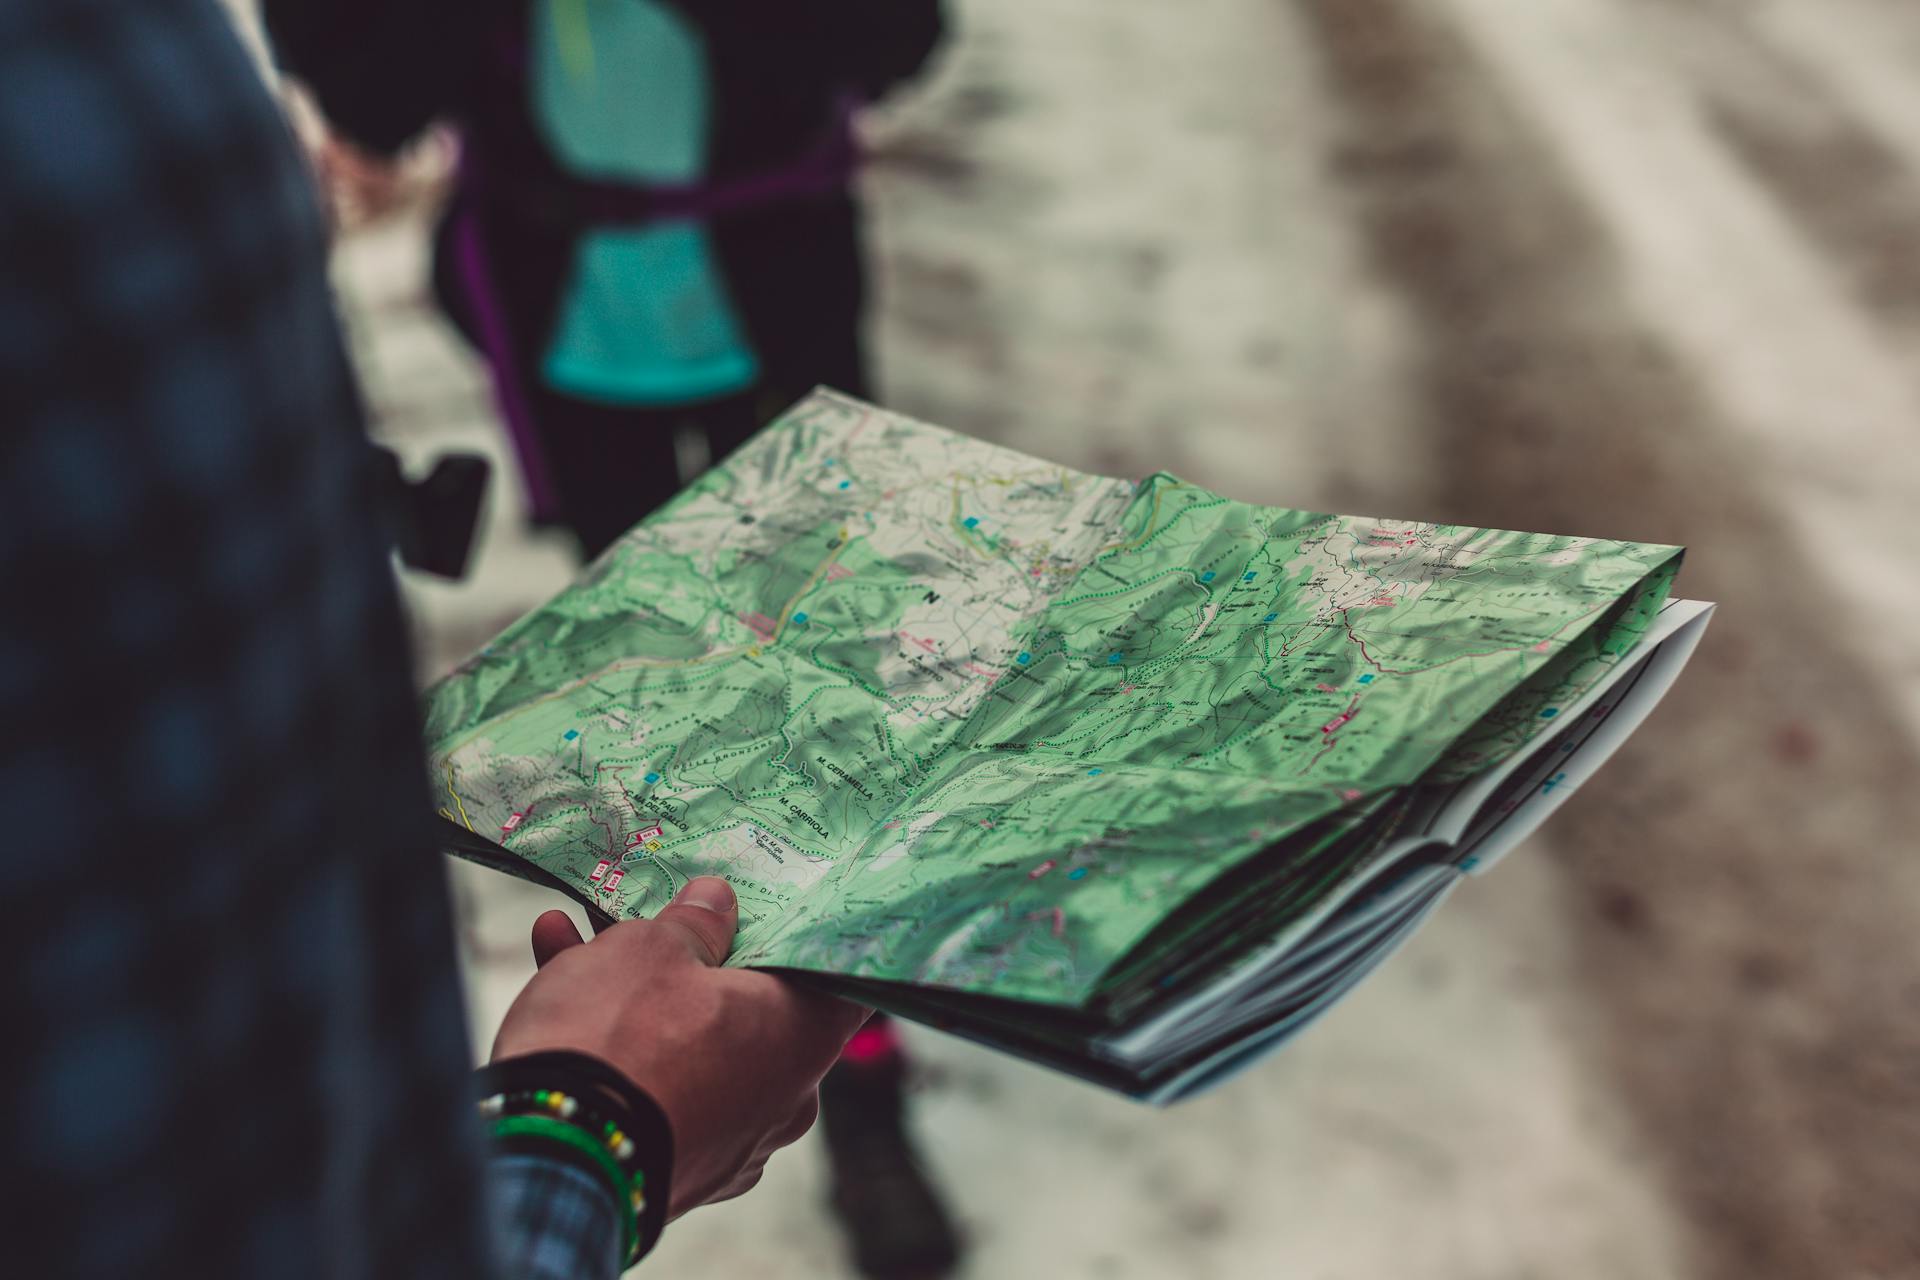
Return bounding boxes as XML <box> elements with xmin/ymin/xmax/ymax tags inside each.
<box><xmin>426</xmin><ymin>390</ymin><xmax>1679</xmax><ymax>1006</ymax></box>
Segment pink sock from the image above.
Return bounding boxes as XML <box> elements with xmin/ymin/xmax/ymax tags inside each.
<box><xmin>840</xmin><ymin>1019</ymin><xmax>904</xmax><ymax>1067</ymax></box>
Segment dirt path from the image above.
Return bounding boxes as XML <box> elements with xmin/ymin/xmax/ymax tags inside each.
<box><xmin>1290</xmin><ymin>0</ymin><xmax>1920</xmax><ymax>1273</ymax></box>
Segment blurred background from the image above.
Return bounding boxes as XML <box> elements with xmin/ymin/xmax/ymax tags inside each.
<box><xmin>231</xmin><ymin>1</ymin><xmax>1920</xmax><ymax>1276</ymax></box>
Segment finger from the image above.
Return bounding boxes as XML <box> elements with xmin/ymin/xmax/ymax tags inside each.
<box><xmin>773</xmin><ymin>1091</ymin><xmax>820</xmax><ymax>1147</ymax></box>
<box><xmin>711</xmin><ymin>1161</ymin><xmax>767</xmax><ymax>1206</ymax></box>
<box><xmin>670</xmin><ymin>1159</ymin><xmax>766</xmax><ymax>1220</ymax></box>
<box><xmin>530</xmin><ymin>910</ymin><xmax>586</xmax><ymax>968</ymax></box>
<box><xmin>733</xmin><ymin>983</ymin><xmax>873</xmax><ymax>1080</ymax></box>
<box><xmin>651</xmin><ymin>877</ymin><xmax>739</xmax><ymax>967</ymax></box>
<box><xmin>780</xmin><ymin>983</ymin><xmax>874</xmax><ymax>1048</ymax></box>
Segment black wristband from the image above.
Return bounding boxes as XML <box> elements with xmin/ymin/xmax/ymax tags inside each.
<box><xmin>483</xmin><ymin>1051</ymin><xmax>647</xmax><ymax>1113</ymax></box>
<box><xmin>479</xmin><ymin>1052</ymin><xmax>675</xmax><ymax>1263</ymax></box>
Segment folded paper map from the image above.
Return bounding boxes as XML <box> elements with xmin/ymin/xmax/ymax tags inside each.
<box><xmin>427</xmin><ymin>390</ymin><xmax>1711</xmax><ymax>1100</ymax></box>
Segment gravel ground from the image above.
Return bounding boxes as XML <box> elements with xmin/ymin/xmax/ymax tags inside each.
<box><xmin>309</xmin><ymin>2</ymin><xmax>1920</xmax><ymax>1276</ymax></box>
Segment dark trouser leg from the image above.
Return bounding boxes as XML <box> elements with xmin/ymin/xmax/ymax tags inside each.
<box><xmin>712</xmin><ymin>192</ymin><xmax>873</xmax><ymax>403</ymax></box>
<box><xmin>529</xmin><ymin>386</ymin><xmax>761</xmax><ymax>561</ymax></box>
<box><xmin>820</xmin><ymin>1015</ymin><xmax>962</xmax><ymax>1279</ymax></box>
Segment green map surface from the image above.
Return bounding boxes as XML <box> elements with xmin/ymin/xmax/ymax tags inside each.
<box><xmin>425</xmin><ymin>391</ymin><xmax>1679</xmax><ymax>1005</ymax></box>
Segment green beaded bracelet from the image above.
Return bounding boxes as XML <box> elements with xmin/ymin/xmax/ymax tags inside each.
<box><xmin>492</xmin><ymin>1113</ymin><xmax>640</xmax><ymax>1265</ymax></box>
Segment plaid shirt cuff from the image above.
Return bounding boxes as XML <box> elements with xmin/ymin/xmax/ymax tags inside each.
<box><xmin>487</xmin><ymin>1152</ymin><xmax>626</xmax><ymax>1280</ymax></box>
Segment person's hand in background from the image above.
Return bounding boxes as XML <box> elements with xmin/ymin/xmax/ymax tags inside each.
<box><xmin>299</xmin><ymin>123</ymin><xmax>452</xmax><ymax>231</ymax></box>
<box><xmin>310</xmin><ymin>131</ymin><xmax>406</xmax><ymax>227</ymax></box>
<box><xmin>492</xmin><ymin>877</ymin><xmax>869</xmax><ymax>1217</ymax></box>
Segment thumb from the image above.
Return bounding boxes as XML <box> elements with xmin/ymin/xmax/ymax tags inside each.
<box><xmin>530</xmin><ymin>909</ymin><xmax>586</xmax><ymax>968</ymax></box>
<box><xmin>652</xmin><ymin>876</ymin><xmax>739</xmax><ymax>966</ymax></box>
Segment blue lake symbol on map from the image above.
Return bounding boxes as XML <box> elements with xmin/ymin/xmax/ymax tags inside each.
<box><xmin>563</xmin><ymin>729</ymin><xmax>579</xmax><ymax>741</ymax></box>
<box><xmin>644</xmin><ymin>771</ymin><xmax>661</xmax><ymax>784</ymax></box>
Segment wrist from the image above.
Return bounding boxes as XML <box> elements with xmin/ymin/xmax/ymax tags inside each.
<box><xmin>478</xmin><ymin>1051</ymin><xmax>675</xmax><ymax>1266</ymax></box>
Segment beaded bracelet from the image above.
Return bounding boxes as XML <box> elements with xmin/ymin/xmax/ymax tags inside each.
<box><xmin>487</xmin><ymin>1051</ymin><xmax>649</xmax><ymax>1115</ymax></box>
<box><xmin>482</xmin><ymin>1088</ymin><xmax>648</xmax><ymax>1263</ymax></box>
<box><xmin>493</xmin><ymin>1113</ymin><xmax>639</xmax><ymax>1262</ymax></box>
<box><xmin>477</xmin><ymin>1054</ymin><xmax>674</xmax><ymax>1266</ymax></box>
<box><xmin>481</xmin><ymin>1086</ymin><xmax>647</xmax><ymax>1184</ymax></box>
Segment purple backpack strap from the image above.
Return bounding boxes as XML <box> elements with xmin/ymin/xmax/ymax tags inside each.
<box><xmin>446</xmin><ymin>188</ymin><xmax>564</xmax><ymax>524</ymax></box>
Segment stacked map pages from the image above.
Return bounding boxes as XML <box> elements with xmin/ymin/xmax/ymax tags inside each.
<box><xmin>427</xmin><ymin>390</ymin><xmax>1712</xmax><ymax>1103</ymax></box>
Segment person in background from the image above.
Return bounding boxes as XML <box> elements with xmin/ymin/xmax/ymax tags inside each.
<box><xmin>263</xmin><ymin>4</ymin><xmax>963</xmax><ymax>1276</ymax></box>
<box><xmin>3</xmin><ymin>1</ymin><xmax>874</xmax><ymax>1277</ymax></box>
<box><xmin>276</xmin><ymin>0</ymin><xmax>946</xmax><ymax>559</ymax></box>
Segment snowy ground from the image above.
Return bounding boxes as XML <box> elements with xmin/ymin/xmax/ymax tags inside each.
<box><xmin>315</xmin><ymin>2</ymin><xmax>1920</xmax><ymax>1276</ymax></box>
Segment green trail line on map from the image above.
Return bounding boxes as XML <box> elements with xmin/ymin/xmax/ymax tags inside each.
<box><xmin>425</xmin><ymin>390</ymin><xmax>1679</xmax><ymax>1006</ymax></box>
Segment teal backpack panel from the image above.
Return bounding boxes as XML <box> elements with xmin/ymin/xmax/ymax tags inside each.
<box><xmin>530</xmin><ymin>0</ymin><xmax>759</xmax><ymax>406</ymax></box>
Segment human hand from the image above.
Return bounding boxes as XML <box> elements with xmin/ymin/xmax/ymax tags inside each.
<box><xmin>492</xmin><ymin>877</ymin><xmax>869</xmax><ymax>1217</ymax></box>
<box><xmin>312</xmin><ymin>133</ymin><xmax>408</xmax><ymax>227</ymax></box>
